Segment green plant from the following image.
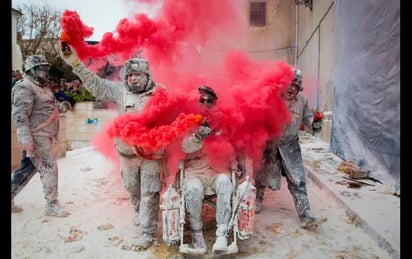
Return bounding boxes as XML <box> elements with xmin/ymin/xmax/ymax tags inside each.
<box><xmin>66</xmin><ymin>87</ymin><xmax>96</xmax><ymax>102</ymax></box>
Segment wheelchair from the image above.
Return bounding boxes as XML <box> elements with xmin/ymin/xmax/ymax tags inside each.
<box><xmin>160</xmin><ymin>160</ymin><xmax>256</xmax><ymax>255</ymax></box>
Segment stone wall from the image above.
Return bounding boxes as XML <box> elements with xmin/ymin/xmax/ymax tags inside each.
<box><xmin>11</xmin><ymin>102</ymin><xmax>118</xmax><ymax>170</ymax></box>
<box><xmin>64</xmin><ymin>101</ymin><xmax>118</xmax><ymax>149</ymax></box>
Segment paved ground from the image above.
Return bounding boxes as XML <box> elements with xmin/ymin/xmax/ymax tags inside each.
<box><xmin>299</xmin><ymin>132</ymin><xmax>400</xmax><ymax>259</ymax></box>
<box><xmin>11</xmin><ymin>133</ymin><xmax>400</xmax><ymax>259</ymax></box>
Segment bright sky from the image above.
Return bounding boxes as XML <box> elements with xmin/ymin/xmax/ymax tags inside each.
<box><xmin>11</xmin><ymin>0</ymin><xmax>160</xmax><ymax>41</ymax></box>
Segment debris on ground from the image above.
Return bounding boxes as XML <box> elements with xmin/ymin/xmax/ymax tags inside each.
<box><xmin>61</xmin><ymin>227</ymin><xmax>87</xmax><ymax>242</ymax></box>
<box><xmin>80</xmin><ymin>166</ymin><xmax>93</xmax><ymax>172</ymax></box>
<box><xmin>97</xmin><ymin>223</ymin><xmax>114</xmax><ymax>231</ymax></box>
<box><xmin>337</xmin><ymin>161</ymin><xmax>369</xmax><ymax>179</ymax></box>
<box><xmin>108</xmin><ymin>236</ymin><xmax>124</xmax><ymax>247</ymax></box>
<box><xmin>270</xmin><ymin>223</ymin><xmax>284</xmax><ymax>234</ymax></box>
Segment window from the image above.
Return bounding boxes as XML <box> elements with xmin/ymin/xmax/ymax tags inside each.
<box><xmin>250</xmin><ymin>1</ymin><xmax>266</xmax><ymax>27</ymax></box>
<box><xmin>295</xmin><ymin>0</ymin><xmax>312</xmax><ymax>10</ymax></box>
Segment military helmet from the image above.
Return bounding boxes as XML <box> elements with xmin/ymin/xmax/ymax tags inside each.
<box><xmin>292</xmin><ymin>68</ymin><xmax>304</xmax><ymax>91</ymax></box>
<box><xmin>123</xmin><ymin>58</ymin><xmax>150</xmax><ymax>80</ymax></box>
<box><xmin>198</xmin><ymin>85</ymin><xmax>218</xmax><ymax>107</ymax></box>
<box><xmin>198</xmin><ymin>85</ymin><xmax>218</xmax><ymax>100</ymax></box>
<box><xmin>24</xmin><ymin>55</ymin><xmax>50</xmax><ymax>73</ymax></box>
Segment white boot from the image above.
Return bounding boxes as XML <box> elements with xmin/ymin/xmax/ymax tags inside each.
<box><xmin>300</xmin><ymin>211</ymin><xmax>327</xmax><ymax>229</ymax></box>
<box><xmin>44</xmin><ymin>200</ymin><xmax>70</xmax><ymax>217</ymax></box>
<box><xmin>134</xmin><ymin>233</ymin><xmax>154</xmax><ymax>250</ymax></box>
<box><xmin>191</xmin><ymin>230</ymin><xmax>207</xmax><ymax>254</ymax></box>
<box><xmin>212</xmin><ymin>236</ymin><xmax>228</xmax><ymax>254</ymax></box>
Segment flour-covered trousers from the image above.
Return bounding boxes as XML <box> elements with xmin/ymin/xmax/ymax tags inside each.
<box><xmin>254</xmin><ymin>137</ymin><xmax>312</xmax><ymax>219</ymax></box>
<box><xmin>11</xmin><ymin>136</ymin><xmax>59</xmax><ymax>203</ymax></box>
<box><xmin>120</xmin><ymin>155</ymin><xmax>162</xmax><ymax>235</ymax></box>
<box><xmin>277</xmin><ymin>139</ymin><xmax>312</xmax><ymax>219</ymax></box>
<box><xmin>183</xmin><ymin>173</ymin><xmax>233</xmax><ymax>236</ymax></box>
<box><xmin>120</xmin><ymin>155</ymin><xmax>141</xmax><ymax>212</ymax></box>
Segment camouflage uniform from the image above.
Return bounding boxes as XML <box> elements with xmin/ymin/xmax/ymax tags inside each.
<box><xmin>70</xmin><ymin>59</ymin><xmax>165</xmax><ymax>246</ymax></box>
<box><xmin>12</xmin><ymin>55</ymin><xmax>69</xmax><ymax>217</ymax></box>
<box><xmin>254</xmin><ymin>69</ymin><xmax>326</xmax><ymax>228</ymax></box>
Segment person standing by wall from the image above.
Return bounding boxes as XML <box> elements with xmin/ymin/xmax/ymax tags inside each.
<box><xmin>11</xmin><ymin>55</ymin><xmax>70</xmax><ymax>217</ymax></box>
<box><xmin>253</xmin><ymin>68</ymin><xmax>327</xmax><ymax>229</ymax></box>
<box><xmin>60</xmin><ymin>44</ymin><xmax>165</xmax><ymax>249</ymax></box>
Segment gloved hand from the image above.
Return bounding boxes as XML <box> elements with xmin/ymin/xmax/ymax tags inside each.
<box><xmin>195</xmin><ymin>125</ymin><xmax>212</xmax><ymax>140</ymax></box>
<box><xmin>60</xmin><ymin>42</ymin><xmax>80</xmax><ymax>68</ymax></box>
<box><xmin>313</xmin><ymin>111</ymin><xmax>324</xmax><ymax>123</ymax></box>
<box><xmin>21</xmin><ymin>139</ymin><xmax>35</xmax><ymax>157</ymax></box>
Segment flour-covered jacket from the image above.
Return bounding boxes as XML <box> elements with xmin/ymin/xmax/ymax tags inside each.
<box><xmin>72</xmin><ymin>62</ymin><xmax>165</xmax><ymax>158</ymax></box>
<box><xmin>182</xmin><ymin>133</ymin><xmax>219</xmax><ymax>174</ymax></box>
<box><xmin>182</xmin><ymin>131</ymin><xmax>232</xmax><ymax>194</ymax></box>
<box><xmin>255</xmin><ymin>92</ymin><xmax>322</xmax><ymax>190</ymax></box>
<box><xmin>12</xmin><ymin>74</ymin><xmax>61</xmax><ymax>204</ymax></box>
<box><xmin>12</xmin><ymin>75</ymin><xmax>59</xmax><ymax>144</ymax></box>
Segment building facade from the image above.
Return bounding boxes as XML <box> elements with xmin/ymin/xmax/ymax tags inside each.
<box><xmin>12</xmin><ymin>8</ymin><xmax>23</xmax><ymax>71</ymax></box>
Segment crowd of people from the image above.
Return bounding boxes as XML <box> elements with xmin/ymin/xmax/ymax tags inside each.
<box><xmin>11</xmin><ymin>70</ymin><xmax>23</xmax><ymax>87</ymax></box>
<box><xmin>12</xmin><ymin>69</ymin><xmax>84</xmax><ymax>113</ymax></box>
<box><xmin>11</xmin><ymin>45</ymin><xmax>326</xmax><ymax>255</ymax></box>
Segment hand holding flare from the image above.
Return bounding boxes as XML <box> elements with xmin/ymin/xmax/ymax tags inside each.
<box><xmin>107</xmin><ymin>112</ymin><xmax>204</xmax><ymax>154</ymax></box>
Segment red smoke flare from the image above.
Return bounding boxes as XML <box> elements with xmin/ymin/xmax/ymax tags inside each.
<box><xmin>66</xmin><ymin>1</ymin><xmax>293</xmax><ymax>178</ymax></box>
<box><xmin>107</xmin><ymin>112</ymin><xmax>203</xmax><ymax>153</ymax></box>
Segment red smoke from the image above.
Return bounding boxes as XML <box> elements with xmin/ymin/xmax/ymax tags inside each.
<box><xmin>60</xmin><ymin>0</ymin><xmax>243</xmax><ymax>68</ymax></box>
<box><xmin>65</xmin><ymin>0</ymin><xmax>293</xmax><ymax>177</ymax></box>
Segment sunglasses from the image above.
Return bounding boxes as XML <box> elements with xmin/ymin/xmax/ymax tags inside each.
<box><xmin>199</xmin><ymin>97</ymin><xmax>214</xmax><ymax>104</ymax></box>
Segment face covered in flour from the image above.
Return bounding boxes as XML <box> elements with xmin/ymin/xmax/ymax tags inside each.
<box><xmin>198</xmin><ymin>85</ymin><xmax>218</xmax><ymax>109</ymax></box>
<box><xmin>124</xmin><ymin>58</ymin><xmax>151</xmax><ymax>93</ymax></box>
<box><xmin>281</xmin><ymin>68</ymin><xmax>304</xmax><ymax>100</ymax></box>
<box><xmin>24</xmin><ymin>55</ymin><xmax>50</xmax><ymax>86</ymax></box>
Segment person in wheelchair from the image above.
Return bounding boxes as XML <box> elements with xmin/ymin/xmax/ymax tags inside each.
<box><xmin>180</xmin><ymin>85</ymin><xmax>237</xmax><ymax>255</ymax></box>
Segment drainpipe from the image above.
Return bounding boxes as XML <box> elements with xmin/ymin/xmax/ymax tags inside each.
<box><xmin>316</xmin><ymin>27</ymin><xmax>321</xmax><ymax>111</ymax></box>
<box><xmin>294</xmin><ymin>3</ymin><xmax>299</xmax><ymax>66</ymax></box>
